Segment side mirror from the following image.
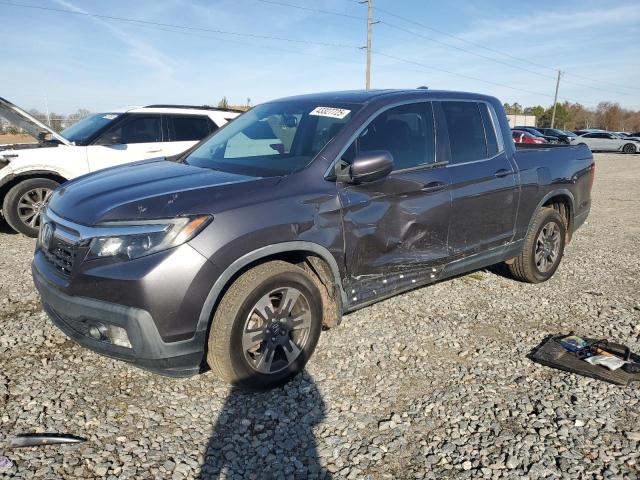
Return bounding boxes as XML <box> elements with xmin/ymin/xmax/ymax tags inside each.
<box><xmin>336</xmin><ymin>150</ymin><xmax>394</xmax><ymax>184</ymax></box>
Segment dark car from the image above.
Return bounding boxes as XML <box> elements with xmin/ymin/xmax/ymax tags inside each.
<box><xmin>537</xmin><ymin>128</ymin><xmax>574</xmax><ymax>144</ymax></box>
<box><xmin>32</xmin><ymin>89</ymin><xmax>595</xmax><ymax>389</ymax></box>
<box><xmin>513</xmin><ymin>126</ymin><xmax>559</xmax><ymax>143</ymax></box>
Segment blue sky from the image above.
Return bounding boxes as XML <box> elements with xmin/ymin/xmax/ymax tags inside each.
<box><xmin>1</xmin><ymin>0</ymin><xmax>639</xmax><ymax>114</ymax></box>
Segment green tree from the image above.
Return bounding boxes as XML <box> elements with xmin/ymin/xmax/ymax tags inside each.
<box><xmin>217</xmin><ymin>97</ymin><xmax>229</xmax><ymax>109</ymax></box>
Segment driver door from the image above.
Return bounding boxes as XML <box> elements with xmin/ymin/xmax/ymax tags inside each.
<box><xmin>87</xmin><ymin>114</ymin><xmax>164</xmax><ymax>172</ymax></box>
<box><xmin>337</xmin><ymin>102</ymin><xmax>452</xmax><ymax>304</ymax></box>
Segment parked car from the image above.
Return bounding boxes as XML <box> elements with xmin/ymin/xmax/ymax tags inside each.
<box><xmin>32</xmin><ymin>89</ymin><xmax>594</xmax><ymax>389</ymax></box>
<box><xmin>0</xmin><ymin>97</ymin><xmax>241</xmax><ymax>236</ymax></box>
<box><xmin>614</xmin><ymin>132</ymin><xmax>640</xmax><ymax>142</ymax></box>
<box><xmin>573</xmin><ymin>129</ymin><xmax>605</xmax><ymax>136</ymax></box>
<box><xmin>512</xmin><ymin>129</ymin><xmax>548</xmax><ymax>144</ymax></box>
<box><xmin>513</xmin><ymin>126</ymin><xmax>558</xmax><ymax>143</ymax></box>
<box><xmin>537</xmin><ymin>128</ymin><xmax>573</xmax><ymax>144</ymax></box>
<box><xmin>572</xmin><ymin>131</ymin><xmax>640</xmax><ymax>153</ymax></box>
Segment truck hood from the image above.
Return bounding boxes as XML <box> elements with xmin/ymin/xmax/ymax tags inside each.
<box><xmin>0</xmin><ymin>96</ymin><xmax>72</xmax><ymax>146</ymax></box>
<box><xmin>47</xmin><ymin>158</ymin><xmax>281</xmax><ymax>225</ymax></box>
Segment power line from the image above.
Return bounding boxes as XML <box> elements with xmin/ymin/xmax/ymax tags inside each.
<box><xmin>379</xmin><ymin>22</ymin><xmax>558</xmax><ymax>81</ymax></box>
<box><xmin>373</xmin><ymin>51</ymin><xmax>589</xmax><ymax>105</ymax></box>
<box><xmin>262</xmin><ymin>0</ymin><xmax>637</xmax><ymax>97</ymax></box>
<box><xmin>367</xmin><ymin>2</ymin><xmax>640</xmax><ymax>94</ymax></box>
<box><xmin>253</xmin><ymin>0</ymin><xmax>364</xmax><ymax>20</ymax></box>
<box><xmin>0</xmin><ymin>0</ymin><xmax>361</xmax><ymax>49</ymax></box>
<box><xmin>0</xmin><ymin>0</ymin><xmax>629</xmax><ymax>107</ymax></box>
<box><xmin>380</xmin><ymin>21</ymin><xmax>637</xmax><ymax>98</ymax></box>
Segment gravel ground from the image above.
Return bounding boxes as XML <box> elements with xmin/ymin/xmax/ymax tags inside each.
<box><xmin>0</xmin><ymin>152</ymin><xmax>639</xmax><ymax>479</ymax></box>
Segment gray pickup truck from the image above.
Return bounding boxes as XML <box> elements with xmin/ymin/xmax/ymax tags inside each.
<box><xmin>32</xmin><ymin>89</ymin><xmax>594</xmax><ymax>389</ymax></box>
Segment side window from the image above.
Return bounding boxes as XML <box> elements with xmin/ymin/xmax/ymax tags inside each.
<box><xmin>441</xmin><ymin>101</ymin><xmax>487</xmax><ymax>163</ymax></box>
<box><xmin>99</xmin><ymin>115</ymin><xmax>161</xmax><ymax>144</ymax></box>
<box><xmin>583</xmin><ymin>134</ymin><xmax>595</xmax><ymax>138</ymax></box>
<box><xmin>346</xmin><ymin>102</ymin><xmax>435</xmax><ymax>170</ymax></box>
<box><xmin>479</xmin><ymin>103</ymin><xmax>499</xmax><ymax>156</ymax></box>
<box><xmin>169</xmin><ymin>116</ymin><xmax>212</xmax><ymax>142</ymax></box>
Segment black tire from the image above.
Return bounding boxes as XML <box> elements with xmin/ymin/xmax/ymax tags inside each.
<box><xmin>507</xmin><ymin>207</ymin><xmax>566</xmax><ymax>283</ymax></box>
<box><xmin>207</xmin><ymin>260</ymin><xmax>323</xmax><ymax>390</ymax></box>
<box><xmin>622</xmin><ymin>143</ymin><xmax>637</xmax><ymax>154</ymax></box>
<box><xmin>2</xmin><ymin>178</ymin><xmax>59</xmax><ymax>237</ymax></box>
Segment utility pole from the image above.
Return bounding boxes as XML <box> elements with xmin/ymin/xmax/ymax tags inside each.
<box><xmin>365</xmin><ymin>0</ymin><xmax>373</xmax><ymax>90</ymax></box>
<box><xmin>550</xmin><ymin>70</ymin><xmax>563</xmax><ymax>128</ymax></box>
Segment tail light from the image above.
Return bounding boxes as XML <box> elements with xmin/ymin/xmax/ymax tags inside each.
<box><xmin>589</xmin><ymin>162</ymin><xmax>595</xmax><ymax>191</ymax></box>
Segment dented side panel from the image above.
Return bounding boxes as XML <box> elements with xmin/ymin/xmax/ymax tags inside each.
<box><xmin>338</xmin><ymin>166</ymin><xmax>452</xmax><ymax>303</ymax></box>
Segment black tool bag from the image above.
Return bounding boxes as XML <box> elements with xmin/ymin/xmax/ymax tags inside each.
<box><xmin>529</xmin><ymin>333</ymin><xmax>640</xmax><ymax>386</ymax></box>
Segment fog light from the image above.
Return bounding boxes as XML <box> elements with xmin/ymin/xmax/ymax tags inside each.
<box><xmin>107</xmin><ymin>325</ymin><xmax>131</xmax><ymax>348</ymax></box>
<box><xmin>88</xmin><ymin>323</ymin><xmax>108</xmax><ymax>341</ymax></box>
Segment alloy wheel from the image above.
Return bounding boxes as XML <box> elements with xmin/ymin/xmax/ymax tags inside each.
<box><xmin>16</xmin><ymin>188</ymin><xmax>52</xmax><ymax>229</ymax></box>
<box><xmin>534</xmin><ymin>221</ymin><xmax>561</xmax><ymax>273</ymax></box>
<box><xmin>242</xmin><ymin>287</ymin><xmax>312</xmax><ymax>374</ymax></box>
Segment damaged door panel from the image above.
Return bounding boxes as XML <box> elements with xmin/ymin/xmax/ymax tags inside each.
<box><xmin>337</xmin><ymin>101</ymin><xmax>452</xmax><ymax>305</ymax></box>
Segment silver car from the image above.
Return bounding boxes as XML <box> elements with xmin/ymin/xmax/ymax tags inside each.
<box><xmin>573</xmin><ymin>132</ymin><xmax>640</xmax><ymax>153</ymax></box>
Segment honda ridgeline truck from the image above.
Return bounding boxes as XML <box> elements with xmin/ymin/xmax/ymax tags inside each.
<box><xmin>32</xmin><ymin>90</ymin><xmax>594</xmax><ymax>389</ymax></box>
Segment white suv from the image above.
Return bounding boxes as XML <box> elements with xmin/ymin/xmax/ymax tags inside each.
<box><xmin>0</xmin><ymin>97</ymin><xmax>241</xmax><ymax>236</ymax></box>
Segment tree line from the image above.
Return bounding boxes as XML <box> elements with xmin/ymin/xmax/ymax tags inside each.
<box><xmin>503</xmin><ymin>101</ymin><xmax>640</xmax><ymax>132</ymax></box>
<box><xmin>3</xmin><ymin>99</ymin><xmax>639</xmax><ymax>134</ymax></box>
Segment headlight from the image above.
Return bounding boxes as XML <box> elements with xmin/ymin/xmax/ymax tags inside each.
<box><xmin>86</xmin><ymin>215</ymin><xmax>211</xmax><ymax>261</ymax></box>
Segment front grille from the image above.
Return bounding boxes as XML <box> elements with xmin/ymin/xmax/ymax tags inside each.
<box><xmin>42</xmin><ymin>236</ymin><xmax>78</xmax><ymax>276</ymax></box>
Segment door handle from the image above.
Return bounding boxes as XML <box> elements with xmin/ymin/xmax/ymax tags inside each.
<box><xmin>420</xmin><ymin>181</ymin><xmax>447</xmax><ymax>193</ymax></box>
<box><xmin>494</xmin><ymin>169</ymin><xmax>511</xmax><ymax>178</ymax></box>
<box><xmin>146</xmin><ymin>148</ymin><xmax>162</xmax><ymax>153</ymax></box>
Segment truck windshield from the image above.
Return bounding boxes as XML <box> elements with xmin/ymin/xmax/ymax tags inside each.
<box><xmin>185</xmin><ymin>101</ymin><xmax>360</xmax><ymax>177</ymax></box>
<box><xmin>60</xmin><ymin>113</ymin><xmax>121</xmax><ymax>145</ymax></box>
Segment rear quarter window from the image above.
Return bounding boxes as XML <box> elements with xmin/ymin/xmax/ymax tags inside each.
<box><xmin>169</xmin><ymin>116</ymin><xmax>213</xmax><ymax>142</ymax></box>
<box><xmin>441</xmin><ymin>101</ymin><xmax>487</xmax><ymax>163</ymax></box>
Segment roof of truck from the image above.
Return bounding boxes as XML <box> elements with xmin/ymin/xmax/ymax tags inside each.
<box><xmin>268</xmin><ymin>89</ymin><xmax>497</xmax><ymax>106</ymax></box>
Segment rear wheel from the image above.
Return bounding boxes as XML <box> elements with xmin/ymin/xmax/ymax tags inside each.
<box><xmin>622</xmin><ymin>143</ymin><xmax>637</xmax><ymax>154</ymax></box>
<box><xmin>2</xmin><ymin>178</ymin><xmax>59</xmax><ymax>237</ymax></box>
<box><xmin>507</xmin><ymin>207</ymin><xmax>566</xmax><ymax>283</ymax></box>
<box><xmin>206</xmin><ymin>261</ymin><xmax>323</xmax><ymax>390</ymax></box>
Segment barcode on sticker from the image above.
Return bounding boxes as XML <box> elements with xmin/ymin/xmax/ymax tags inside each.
<box><xmin>309</xmin><ymin>107</ymin><xmax>351</xmax><ymax>119</ymax></box>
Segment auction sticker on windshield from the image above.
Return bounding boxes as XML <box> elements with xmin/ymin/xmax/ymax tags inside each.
<box><xmin>309</xmin><ymin>107</ymin><xmax>351</xmax><ymax>119</ymax></box>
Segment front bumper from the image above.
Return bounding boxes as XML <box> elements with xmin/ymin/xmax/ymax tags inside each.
<box><xmin>33</xmin><ymin>263</ymin><xmax>207</xmax><ymax>377</ymax></box>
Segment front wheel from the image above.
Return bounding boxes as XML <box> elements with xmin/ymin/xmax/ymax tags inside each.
<box><xmin>206</xmin><ymin>261</ymin><xmax>323</xmax><ymax>390</ymax></box>
<box><xmin>2</xmin><ymin>178</ymin><xmax>59</xmax><ymax>237</ymax></box>
<box><xmin>622</xmin><ymin>143</ymin><xmax>637</xmax><ymax>154</ymax></box>
<box><xmin>507</xmin><ymin>207</ymin><xmax>566</xmax><ymax>283</ymax></box>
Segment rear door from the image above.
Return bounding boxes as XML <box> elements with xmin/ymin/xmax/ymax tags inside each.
<box><xmin>602</xmin><ymin>133</ymin><xmax>623</xmax><ymax>151</ymax></box>
<box><xmin>338</xmin><ymin>101</ymin><xmax>452</xmax><ymax>294</ymax></box>
<box><xmin>438</xmin><ymin>100</ymin><xmax>518</xmax><ymax>259</ymax></box>
<box><xmin>87</xmin><ymin>114</ymin><xmax>164</xmax><ymax>172</ymax></box>
<box><xmin>163</xmin><ymin>114</ymin><xmax>217</xmax><ymax>157</ymax></box>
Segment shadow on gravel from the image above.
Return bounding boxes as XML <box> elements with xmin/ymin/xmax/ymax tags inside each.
<box><xmin>0</xmin><ymin>219</ymin><xmax>17</xmax><ymax>235</ymax></box>
<box><xmin>199</xmin><ymin>375</ymin><xmax>329</xmax><ymax>479</ymax></box>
